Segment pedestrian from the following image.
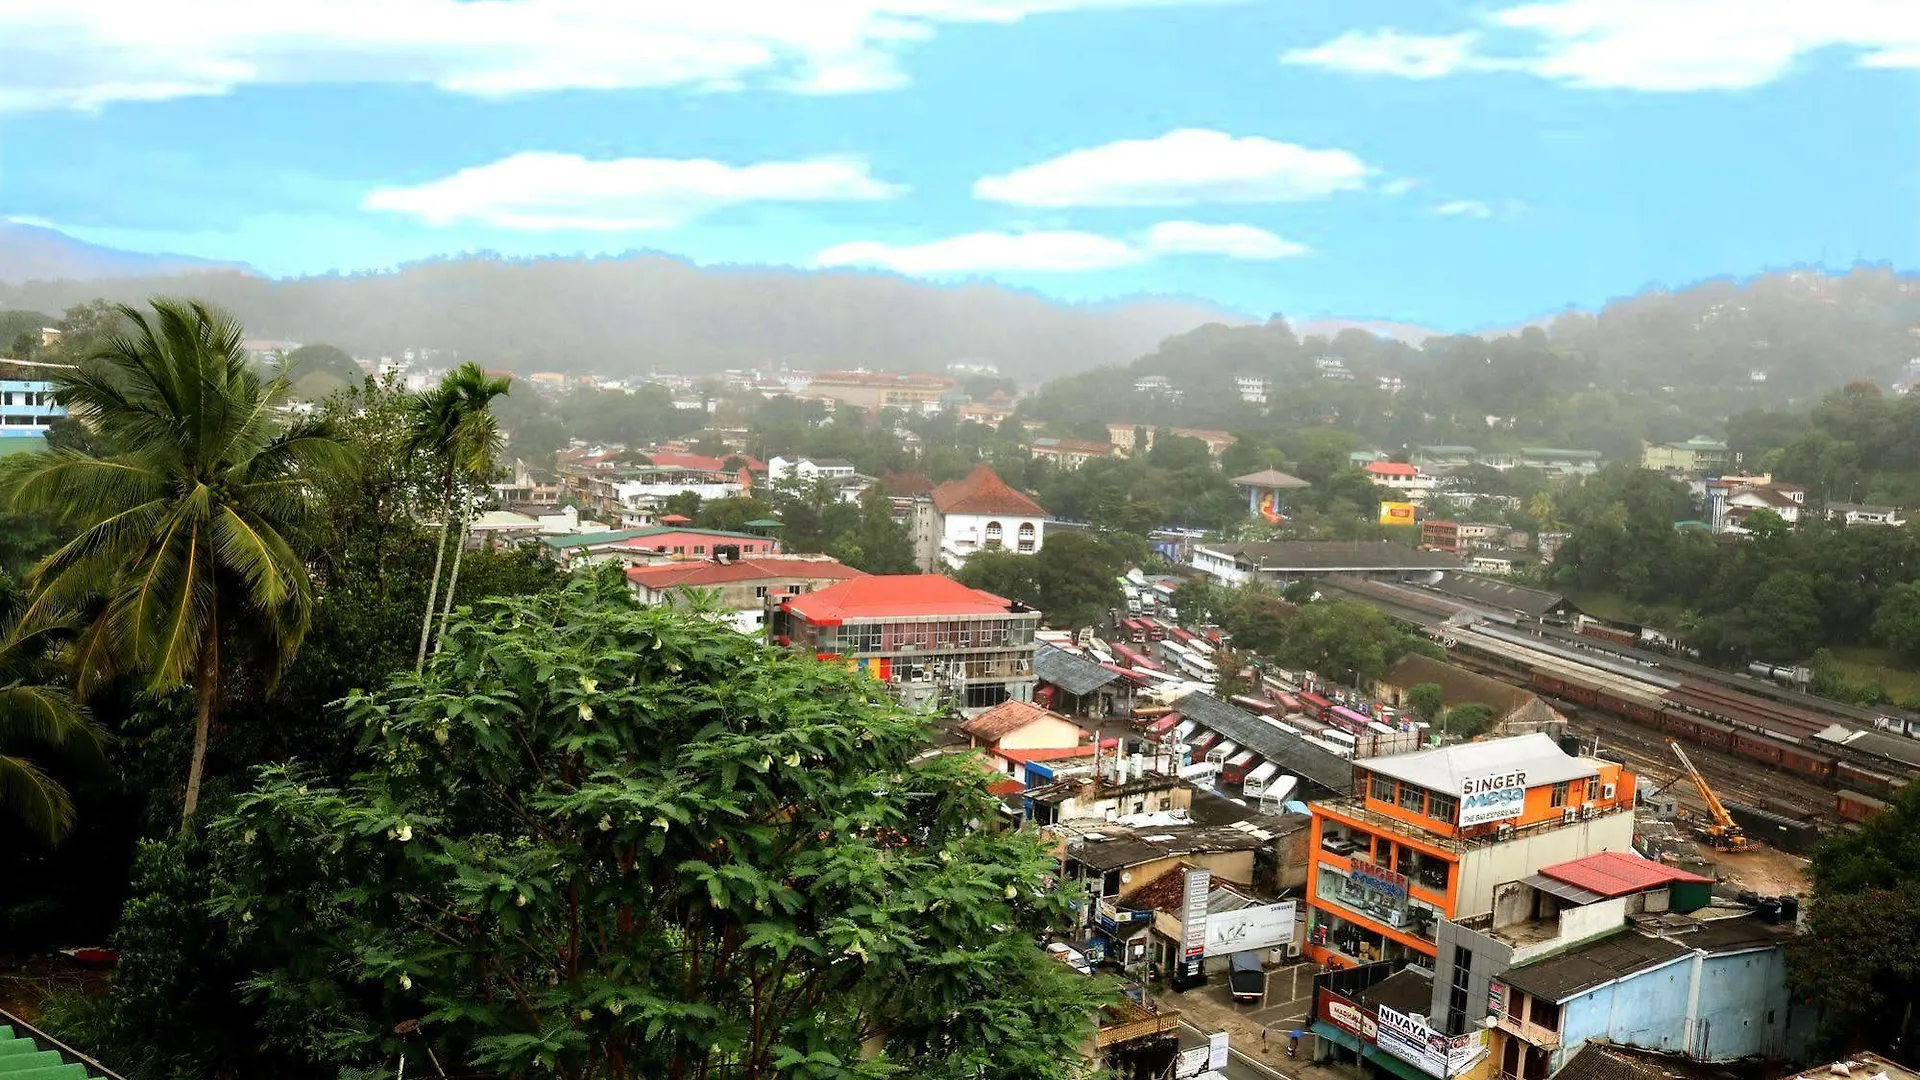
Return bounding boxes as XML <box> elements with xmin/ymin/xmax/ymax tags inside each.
<box><xmin>1287</xmin><ymin>1032</ymin><xmax>1300</xmax><ymax>1059</ymax></box>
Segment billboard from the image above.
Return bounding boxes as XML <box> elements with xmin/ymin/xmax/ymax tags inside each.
<box><xmin>1460</xmin><ymin>768</ymin><xmax>1530</xmax><ymax>827</ymax></box>
<box><xmin>1205</xmin><ymin>900</ymin><xmax>1298</xmax><ymax>954</ymax></box>
<box><xmin>1375</xmin><ymin>1004</ymin><xmax>1485</xmax><ymax>1077</ymax></box>
<box><xmin>1181</xmin><ymin>867</ymin><xmax>1211</xmax><ymax>959</ymax></box>
<box><xmin>1379</xmin><ymin>501</ymin><xmax>1417</xmax><ymax>526</ymax></box>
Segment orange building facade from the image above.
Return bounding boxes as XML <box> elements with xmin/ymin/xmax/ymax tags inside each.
<box><xmin>1305</xmin><ymin>733</ymin><xmax>1636</xmax><ymax>969</ymax></box>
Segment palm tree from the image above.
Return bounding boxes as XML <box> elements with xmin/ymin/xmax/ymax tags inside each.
<box><xmin>409</xmin><ymin>363</ymin><xmax>510</xmax><ymax>670</ymax></box>
<box><xmin>0</xmin><ymin>612</ymin><xmax>103</xmax><ymax>845</ymax></box>
<box><xmin>6</xmin><ymin>299</ymin><xmax>346</xmax><ymax>831</ymax></box>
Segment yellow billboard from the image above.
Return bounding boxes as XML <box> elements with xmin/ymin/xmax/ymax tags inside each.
<box><xmin>1379</xmin><ymin>501</ymin><xmax>1417</xmax><ymax>526</ymax></box>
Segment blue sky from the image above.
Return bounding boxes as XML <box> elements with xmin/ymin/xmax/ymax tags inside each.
<box><xmin>1</xmin><ymin>0</ymin><xmax>1915</xmax><ymax>330</ymax></box>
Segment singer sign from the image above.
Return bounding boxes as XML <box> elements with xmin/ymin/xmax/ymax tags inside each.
<box><xmin>1459</xmin><ymin>768</ymin><xmax>1528</xmax><ymax>827</ymax></box>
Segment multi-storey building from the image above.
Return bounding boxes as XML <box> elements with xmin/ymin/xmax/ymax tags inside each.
<box><xmin>912</xmin><ymin>464</ymin><xmax>1048</xmax><ymax>571</ymax></box>
<box><xmin>770</xmin><ymin>574</ymin><xmax>1040</xmax><ymax>710</ymax></box>
<box><xmin>1026</xmin><ymin>437</ymin><xmax>1121</xmax><ymax>469</ymax></box>
<box><xmin>625</xmin><ymin>555</ymin><xmax>864</xmax><ymax>633</ymax></box>
<box><xmin>0</xmin><ymin>380</ymin><xmax>64</xmax><ymax>442</ymax></box>
<box><xmin>1304</xmin><ymin>734</ymin><xmax>1637</xmax><ymax>970</ymax></box>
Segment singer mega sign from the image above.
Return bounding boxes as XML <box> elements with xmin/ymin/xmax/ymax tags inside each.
<box><xmin>1459</xmin><ymin>768</ymin><xmax>1528</xmax><ymax>827</ymax></box>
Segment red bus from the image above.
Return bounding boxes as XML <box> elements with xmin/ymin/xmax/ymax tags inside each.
<box><xmin>1326</xmin><ymin>705</ymin><xmax>1371</xmax><ymax>735</ymax></box>
<box><xmin>1143</xmin><ymin>619</ymin><xmax>1167</xmax><ymax>642</ymax></box>
<box><xmin>1221</xmin><ymin>750</ymin><xmax>1261</xmax><ymax>785</ymax></box>
<box><xmin>1297</xmin><ymin>692</ymin><xmax>1333</xmax><ymax>720</ymax></box>
<box><xmin>1274</xmin><ymin>692</ymin><xmax>1302</xmax><ymax>714</ymax></box>
<box><xmin>1229</xmin><ymin>694</ymin><xmax>1280</xmax><ymax>717</ymax></box>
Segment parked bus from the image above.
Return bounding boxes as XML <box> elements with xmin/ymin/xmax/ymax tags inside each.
<box><xmin>1177</xmin><ymin>651</ymin><xmax>1217</xmax><ymax>682</ymax></box>
<box><xmin>1296</xmin><ymin>692</ymin><xmax>1333</xmax><ymax>720</ymax></box>
<box><xmin>1221</xmin><ymin>749</ymin><xmax>1261</xmax><ymax>785</ymax></box>
<box><xmin>1244</xmin><ymin>766</ymin><xmax>1298</xmax><ymax>803</ymax></box>
<box><xmin>1315</xmin><ymin>729</ymin><xmax>1358</xmax><ymax>756</ymax></box>
<box><xmin>1256</xmin><ymin>715</ymin><xmax>1301</xmax><ymax>738</ymax></box>
<box><xmin>1229</xmin><ymin>694</ymin><xmax>1280</xmax><ymax>716</ymax></box>
<box><xmin>1327</xmin><ymin>705</ymin><xmax>1371</xmax><ymax>735</ymax></box>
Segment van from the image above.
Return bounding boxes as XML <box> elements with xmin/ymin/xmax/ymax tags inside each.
<box><xmin>1228</xmin><ymin>951</ymin><xmax>1265</xmax><ymax>1003</ymax></box>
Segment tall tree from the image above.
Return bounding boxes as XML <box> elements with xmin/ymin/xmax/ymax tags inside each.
<box><xmin>408</xmin><ymin>362</ymin><xmax>511</xmax><ymax>670</ymax></box>
<box><xmin>5</xmin><ymin>299</ymin><xmax>346</xmax><ymax>829</ymax></box>
<box><xmin>202</xmin><ymin>572</ymin><xmax>1110</xmax><ymax>1079</ymax></box>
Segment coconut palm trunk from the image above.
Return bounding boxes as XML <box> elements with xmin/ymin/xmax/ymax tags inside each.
<box><xmin>415</xmin><ymin>498</ymin><xmax>453</xmax><ymax>673</ymax></box>
<box><xmin>181</xmin><ymin>603</ymin><xmax>218</xmax><ymax>832</ymax></box>
<box><xmin>433</xmin><ymin>497</ymin><xmax>471</xmax><ymax>655</ymax></box>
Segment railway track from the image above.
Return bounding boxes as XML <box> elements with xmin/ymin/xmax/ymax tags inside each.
<box><xmin>1554</xmin><ymin>700</ymin><xmax>1837</xmax><ymax>824</ymax></box>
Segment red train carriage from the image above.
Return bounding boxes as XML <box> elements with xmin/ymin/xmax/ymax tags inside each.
<box><xmin>1836</xmin><ymin>789</ymin><xmax>1888</xmax><ymax>823</ymax></box>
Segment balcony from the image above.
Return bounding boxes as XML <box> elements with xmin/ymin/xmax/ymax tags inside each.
<box><xmin>1320</xmin><ymin>797</ymin><xmax>1632</xmax><ymax>854</ymax></box>
<box><xmin>1494</xmin><ymin>1013</ymin><xmax>1562</xmax><ymax>1051</ymax></box>
<box><xmin>1095</xmin><ymin>999</ymin><xmax>1181</xmax><ymax>1048</ymax></box>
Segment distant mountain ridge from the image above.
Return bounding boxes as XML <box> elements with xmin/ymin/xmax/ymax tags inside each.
<box><xmin>0</xmin><ymin>222</ymin><xmax>255</xmax><ymax>283</ymax></box>
<box><xmin>0</xmin><ymin>227</ymin><xmax>1249</xmax><ymax>380</ymax></box>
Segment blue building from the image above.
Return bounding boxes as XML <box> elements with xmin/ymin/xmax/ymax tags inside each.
<box><xmin>1432</xmin><ymin>852</ymin><xmax>1810</xmax><ymax>1080</ymax></box>
<box><xmin>0</xmin><ymin>380</ymin><xmax>63</xmax><ymax>444</ymax></box>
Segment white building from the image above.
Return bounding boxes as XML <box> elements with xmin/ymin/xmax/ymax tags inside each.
<box><xmin>768</xmin><ymin>456</ymin><xmax>860</xmax><ymax>483</ymax></box>
<box><xmin>912</xmin><ymin>464</ymin><xmax>1048</xmax><ymax>572</ymax></box>
<box><xmin>1235</xmin><ymin>375</ymin><xmax>1269</xmax><ymax>404</ymax></box>
<box><xmin>1364</xmin><ymin>461</ymin><xmax>1440</xmax><ymax>502</ymax></box>
<box><xmin>1826</xmin><ymin>501</ymin><xmax>1906</xmax><ymax>527</ymax></box>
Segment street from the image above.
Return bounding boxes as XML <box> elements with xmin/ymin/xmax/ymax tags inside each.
<box><xmin>1177</xmin><ymin>1019</ymin><xmax>1299</xmax><ymax>1080</ymax></box>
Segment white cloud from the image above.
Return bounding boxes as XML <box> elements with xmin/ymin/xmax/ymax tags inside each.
<box><xmin>973</xmin><ymin>129</ymin><xmax>1374</xmax><ymax>207</ymax></box>
<box><xmin>1282</xmin><ymin>0</ymin><xmax>1920</xmax><ymax>91</ymax></box>
<box><xmin>0</xmin><ymin>0</ymin><xmax>1228</xmax><ymax>112</ymax></box>
<box><xmin>362</xmin><ymin>151</ymin><xmax>901</xmax><ymax>230</ymax></box>
<box><xmin>1144</xmin><ymin>221</ymin><xmax>1310</xmax><ymax>259</ymax></box>
<box><xmin>1379</xmin><ymin>177</ymin><xmax>1420</xmax><ymax>196</ymax></box>
<box><xmin>1282</xmin><ymin>30</ymin><xmax>1487</xmax><ymax>79</ymax></box>
<box><xmin>1433</xmin><ymin>199</ymin><xmax>1493</xmax><ymax>218</ymax></box>
<box><xmin>817</xmin><ymin>219</ymin><xmax>1310</xmax><ymax>272</ymax></box>
<box><xmin>818</xmin><ymin>230</ymin><xmax>1146</xmax><ymax>273</ymax></box>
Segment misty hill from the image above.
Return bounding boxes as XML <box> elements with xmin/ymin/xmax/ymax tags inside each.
<box><xmin>1021</xmin><ymin>266</ymin><xmax>1920</xmax><ymax>462</ymax></box>
<box><xmin>0</xmin><ymin>243</ymin><xmax>1246</xmax><ymax>380</ymax></box>
<box><xmin>0</xmin><ymin>222</ymin><xmax>254</xmax><ymax>284</ymax></box>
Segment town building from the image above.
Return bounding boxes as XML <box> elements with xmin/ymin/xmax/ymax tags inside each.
<box><xmin>1412</xmin><ymin>446</ymin><xmax>1481</xmax><ymax>473</ymax></box>
<box><xmin>912</xmin><ymin>464</ymin><xmax>1049</xmax><ymax>572</ymax></box>
<box><xmin>770</xmin><ymin>574</ymin><xmax>1040</xmax><ymax>710</ymax></box>
<box><xmin>1026</xmin><ymin>436</ymin><xmax>1122</xmax><ymax>469</ymax></box>
<box><xmin>958</xmin><ymin>699</ymin><xmax>1095</xmax><ymax>781</ymax></box>
<box><xmin>1304</xmin><ymin>734</ymin><xmax>1637</xmax><ymax>970</ymax></box>
<box><xmin>1516</xmin><ymin>448</ymin><xmax>1604</xmax><ymax>476</ymax></box>
<box><xmin>1236</xmin><ymin>375</ymin><xmax>1270</xmax><ymax>404</ymax></box>
<box><xmin>1825</xmin><ymin>501</ymin><xmax>1905</xmax><ymax>527</ymax></box>
<box><xmin>1034</xmin><ymin>643</ymin><xmax>1141</xmax><ymax>722</ymax></box>
<box><xmin>540</xmin><ymin>526</ymin><xmax>782</xmax><ymax>569</ymax></box>
<box><xmin>1190</xmin><ymin>540</ymin><xmax>1460</xmax><ymax>587</ymax></box>
<box><xmin>1642</xmin><ymin>436</ymin><xmax>1736</xmax><ymax>475</ymax></box>
<box><xmin>0</xmin><ymin>380</ymin><xmax>64</xmax><ymax>445</ymax></box>
<box><xmin>1716</xmin><ymin>482</ymin><xmax>1807</xmax><ymax>534</ymax></box>
<box><xmin>1313</xmin><ymin>962</ymin><xmax>1491</xmax><ymax>1080</ymax></box>
<box><xmin>801</xmin><ymin>370</ymin><xmax>955</xmax><ymax>411</ymax></box>
<box><xmin>767</xmin><ymin>456</ymin><xmax>858</xmax><ymax>484</ymax></box>
<box><xmin>1133</xmin><ymin>374</ymin><xmax>1175</xmax><ymax>395</ymax></box>
<box><xmin>1434</xmin><ymin>851</ymin><xmax>1806</xmax><ymax>1077</ymax></box>
<box><xmin>1365</xmin><ymin>461</ymin><xmax>1440</xmax><ymax>502</ymax></box>
<box><xmin>1421</xmin><ymin>520</ymin><xmax>1461</xmax><ymax>554</ymax></box>
<box><xmin>1234</xmin><ymin>469</ymin><xmax>1314</xmax><ymax>523</ymax></box>
<box><xmin>624</xmin><ymin>555</ymin><xmax>864</xmax><ymax>633</ymax></box>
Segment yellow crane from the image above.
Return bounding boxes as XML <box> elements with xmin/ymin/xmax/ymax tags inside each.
<box><xmin>1669</xmin><ymin>740</ymin><xmax>1754</xmax><ymax>852</ymax></box>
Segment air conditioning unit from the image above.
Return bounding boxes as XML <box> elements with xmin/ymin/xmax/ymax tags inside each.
<box><xmin>1496</xmin><ymin>824</ymin><xmax>1515</xmax><ymax>840</ymax></box>
<box><xmin>1285</xmin><ymin>942</ymin><xmax>1303</xmax><ymax>959</ymax></box>
<box><xmin>1562</xmin><ymin>808</ymin><xmax>1578</xmax><ymax>824</ymax></box>
<box><xmin>1602</xmin><ymin>783</ymin><xmax>1617</xmax><ymax>799</ymax></box>
<box><xmin>1580</xmin><ymin>806</ymin><xmax>1597</xmax><ymax>820</ymax></box>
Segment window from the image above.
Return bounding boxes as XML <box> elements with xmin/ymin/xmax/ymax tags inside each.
<box><xmin>1586</xmin><ymin>779</ymin><xmax>1600</xmax><ymax>801</ymax></box>
<box><xmin>1531</xmin><ymin>998</ymin><xmax>1560</xmax><ymax>1033</ymax></box>
<box><xmin>693</xmin><ymin>545</ymin><xmax>706</xmax><ymax>554</ymax></box>
<box><xmin>787</xmin><ymin>584</ymin><xmax>804</xmax><ymax>594</ymax></box>
<box><xmin>1550</xmin><ymin>781</ymin><xmax>1570</xmax><ymax>808</ymax></box>
<box><xmin>1427</xmin><ymin>793</ymin><xmax>1459</xmax><ymax>823</ymax></box>
<box><xmin>754</xmin><ymin>586</ymin><xmax>769</xmax><ymax>598</ymax></box>
<box><xmin>1398</xmin><ymin>784</ymin><xmax>1425</xmax><ymax>814</ymax></box>
<box><xmin>984</xmin><ymin>521</ymin><xmax>1003</xmax><ymax>549</ymax></box>
<box><xmin>673</xmin><ymin>546</ymin><xmax>685</xmax><ymax>554</ymax></box>
<box><xmin>1506</xmin><ymin>989</ymin><xmax>1524</xmax><ymax>1021</ymax></box>
<box><xmin>1017</xmin><ymin>522</ymin><xmax>1036</xmax><ymax>552</ymax></box>
<box><xmin>1447</xmin><ymin>947</ymin><xmax>1475</xmax><ymax>1032</ymax></box>
<box><xmin>1370</xmin><ymin>775</ymin><xmax>1395</xmax><ymax>803</ymax></box>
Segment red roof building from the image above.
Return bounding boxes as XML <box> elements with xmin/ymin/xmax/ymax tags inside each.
<box><xmin>627</xmin><ymin>556</ymin><xmax>864</xmax><ymax>633</ymax></box>
<box><xmin>772</xmin><ymin>574</ymin><xmax>1041</xmax><ymax>711</ymax></box>
<box><xmin>924</xmin><ymin>465</ymin><xmax>1049</xmax><ymax>569</ymax></box>
<box><xmin>1364</xmin><ymin>461</ymin><xmax>1420</xmax><ymax>479</ymax></box>
<box><xmin>932</xmin><ymin>464</ymin><xmax>1049</xmax><ymax>518</ymax></box>
<box><xmin>1535</xmin><ymin>851</ymin><xmax>1713</xmax><ymax>898</ymax></box>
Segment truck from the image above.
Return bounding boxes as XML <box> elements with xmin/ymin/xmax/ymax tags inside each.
<box><xmin>1227</xmin><ymin>951</ymin><xmax>1265</xmax><ymax>1003</ymax></box>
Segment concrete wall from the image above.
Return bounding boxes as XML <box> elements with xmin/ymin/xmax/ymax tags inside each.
<box><xmin>1431</xmin><ymin>919</ymin><xmax>1516</xmax><ymax>1033</ymax></box>
<box><xmin>998</xmin><ymin>715</ymin><xmax>1088</xmax><ymax>752</ymax></box>
<box><xmin>1552</xmin><ymin>946</ymin><xmax>1801</xmax><ymax>1071</ymax></box>
<box><xmin>1455</xmin><ymin>814</ymin><xmax>1636</xmax><ymax>918</ymax></box>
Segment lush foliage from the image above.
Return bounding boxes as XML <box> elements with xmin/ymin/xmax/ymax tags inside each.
<box><xmin>0</xmin><ymin>588</ymin><xmax>102</xmax><ymax>844</ymax></box>
<box><xmin>1792</xmin><ymin>781</ymin><xmax>1920</xmax><ymax>1058</ymax></box>
<box><xmin>954</xmin><ymin>531</ymin><xmax>1140</xmax><ymax>630</ymax></box>
<box><xmin>195</xmin><ymin>573</ymin><xmax>1110</xmax><ymax>1079</ymax></box>
<box><xmin>5</xmin><ymin>299</ymin><xmax>347</xmax><ymax>828</ymax></box>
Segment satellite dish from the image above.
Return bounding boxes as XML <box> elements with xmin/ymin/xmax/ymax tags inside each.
<box><xmin>1121</xmin><ymin>871</ymin><xmax>1133</xmax><ymax>884</ymax></box>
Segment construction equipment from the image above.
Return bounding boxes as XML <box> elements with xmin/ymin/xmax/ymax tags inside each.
<box><xmin>1668</xmin><ymin>741</ymin><xmax>1755</xmax><ymax>852</ymax></box>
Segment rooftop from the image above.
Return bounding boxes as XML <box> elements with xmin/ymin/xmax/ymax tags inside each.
<box><xmin>781</xmin><ymin>574</ymin><xmax>1028</xmax><ymax>624</ymax></box>
<box><xmin>625</xmin><ymin>557</ymin><xmax>863</xmax><ymax>591</ymax></box>
<box><xmin>932</xmin><ymin>464</ymin><xmax>1049</xmax><ymax>518</ymax></box>
<box><xmin>1055</xmin><ymin>822</ymin><xmax>1271</xmax><ymax>871</ymax></box>
<box><xmin>1554</xmin><ymin>1042</ymin><xmax>1757</xmax><ymax>1080</ymax></box>
<box><xmin>1356</xmin><ymin>967</ymin><xmax>1433</xmax><ymax>1017</ymax></box>
<box><xmin>1785</xmin><ymin>1055</ymin><xmax>1920</xmax><ymax>1080</ymax></box>
<box><xmin>1501</xmin><ymin>911</ymin><xmax>1790</xmax><ymax>1003</ymax></box>
<box><xmin>1361</xmin><ymin>732</ymin><xmax>1597</xmax><ymax>795</ymax></box>
<box><xmin>1034</xmin><ymin>644</ymin><xmax>1127</xmax><ymax>696</ymax></box>
<box><xmin>1197</xmin><ymin>540</ymin><xmax>1461</xmax><ymax>572</ymax></box>
<box><xmin>879</xmin><ymin>472</ymin><xmax>936</xmax><ymax>497</ymax></box>
<box><xmin>1232</xmin><ymin>468</ymin><xmax>1313</xmax><ymax>489</ymax></box>
<box><xmin>1421</xmin><ymin>572</ymin><xmax>1570</xmax><ymax>618</ymax></box>
<box><xmin>1537</xmin><ymin>851</ymin><xmax>1713</xmax><ymax>898</ymax></box>
<box><xmin>1364</xmin><ymin>461</ymin><xmax>1420</xmax><ymax>477</ymax></box>
<box><xmin>960</xmin><ymin>699</ymin><xmax>1079</xmax><ymax>742</ymax></box>
<box><xmin>1171</xmin><ymin>692</ymin><xmax>1353</xmax><ymax>794</ymax></box>
<box><xmin>1376</xmin><ymin>653</ymin><xmax>1536</xmax><ymax>716</ymax></box>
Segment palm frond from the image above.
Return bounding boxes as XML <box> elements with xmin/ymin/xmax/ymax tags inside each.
<box><xmin>0</xmin><ymin>683</ymin><xmax>105</xmax><ymax>763</ymax></box>
<box><xmin>0</xmin><ymin>755</ymin><xmax>75</xmax><ymax>845</ymax></box>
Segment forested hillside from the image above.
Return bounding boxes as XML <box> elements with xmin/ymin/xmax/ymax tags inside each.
<box><xmin>0</xmin><ymin>249</ymin><xmax>1239</xmax><ymax>378</ymax></box>
<box><xmin>1023</xmin><ymin>268</ymin><xmax>1920</xmax><ymax>461</ymax></box>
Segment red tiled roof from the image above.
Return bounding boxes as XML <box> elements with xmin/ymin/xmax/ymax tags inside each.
<box><xmin>1537</xmin><ymin>851</ymin><xmax>1713</xmax><ymax>897</ymax></box>
<box><xmin>1365</xmin><ymin>461</ymin><xmax>1420</xmax><ymax>478</ymax></box>
<box><xmin>988</xmin><ymin>778</ymin><xmax>1026</xmax><ymax>797</ymax></box>
<box><xmin>961</xmin><ymin>699</ymin><xmax>1083</xmax><ymax>742</ymax></box>
<box><xmin>932</xmin><ymin>464</ymin><xmax>1049</xmax><ymax>517</ymax></box>
<box><xmin>625</xmin><ymin>557</ymin><xmax>865</xmax><ymax>591</ymax></box>
<box><xmin>781</xmin><ymin>574</ymin><xmax>1017</xmax><ymax>624</ymax></box>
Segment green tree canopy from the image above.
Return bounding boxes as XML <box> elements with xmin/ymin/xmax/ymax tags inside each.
<box><xmin>1404</xmin><ymin>683</ymin><xmax>1446</xmax><ymax>724</ymax></box>
<box><xmin>200</xmin><ymin>573</ymin><xmax>1109</xmax><ymax>1079</ymax></box>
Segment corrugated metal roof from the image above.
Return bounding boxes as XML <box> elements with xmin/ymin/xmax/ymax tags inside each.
<box><xmin>1361</xmin><ymin>732</ymin><xmax>1595</xmax><ymax>794</ymax></box>
<box><xmin>1170</xmin><ymin>692</ymin><xmax>1352</xmax><ymax>795</ymax></box>
<box><xmin>1034</xmin><ymin>644</ymin><xmax>1124</xmax><ymax>696</ymax></box>
<box><xmin>1537</xmin><ymin>851</ymin><xmax>1713</xmax><ymax>897</ymax></box>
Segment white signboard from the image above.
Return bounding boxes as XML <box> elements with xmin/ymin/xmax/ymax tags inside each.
<box><xmin>1375</xmin><ymin>1004</ymin><xmax>1486</xmax><ymax>1077</ymax></box>
<box><xmin>1181</xmin><ymin>868</ymin><xmax>1212</xmax><ymax>958</ymax></box>
<box><xmin>1175</xmin><ymin>1047</ymin><xmax>1210</xmax><ymax>1078</ymax></box>
<box><xmin>1208</xmin><ymin>1031</ymin><xmax>1230</xmax><ymax>1071</ymax></box>
<box><xmin>1205</xmin><ymin>901</ymin><xmax>1298</xmax><ymax>954</ymax></box>
<box><xmin>1459</xmin><ymin>768</ymin><xmax>1529</xmax><ymax>827</ymax></box>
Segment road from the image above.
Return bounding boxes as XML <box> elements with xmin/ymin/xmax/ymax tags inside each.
<box><xmin>1177</xmin><ymin>1020</ymin><xmax>1300</xmax><ymax>1080</ymax></box>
